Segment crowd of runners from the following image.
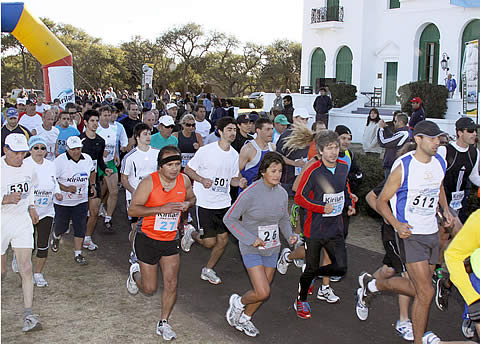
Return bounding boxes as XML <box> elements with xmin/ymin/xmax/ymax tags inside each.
<box><xmin>1</xmin><ymin>90</ymin><xmax>480</xmax><ymax>344</ymax></box>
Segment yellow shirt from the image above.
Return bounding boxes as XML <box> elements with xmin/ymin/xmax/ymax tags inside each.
<box><xmin>445</xmin><ymin>210</ymin><xmax>480</xmax><ymax>305</ymax></box>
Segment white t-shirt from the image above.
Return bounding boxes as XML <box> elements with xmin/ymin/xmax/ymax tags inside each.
<box><xmin>54</xmin><ymin>152</ymin><xmax>94</xmax><ymax>207</ymax></box>
<box><xmin>36</xmin><ymin>104</ymin><xmax>46</xmax><ymax>114</ymax></box>
<box><xmin>187</xmin><ymin>142</ymin><xmax>239</xmax><ymax>209</ymax></box>
<box><xmin>390</xmin><ymin>151</ymin><xmax>446</xmax><ymax>235</ymax></box>
<box><xmin>1</xmin><ymin>157</ymin><xmax>37</xmax><ymax>230</ymax></box>
<box><xmin>114</xmin><ymin>122</ymin><xmax>129</xmax><ymax>148</ymax></box>
<box><xmin>36</xmin><ymin>125</ymin><xmax>60</xmax><ymax>161</ymax></box>
<box><xmin>120</xmin><ymin>146</ymin><xmax>159</xmax><ymax>201</ymax></box>
<box><xmin>19</xmin><ymin>114</ymin><xmax>43</xmax><ymax>134</ymax></box>
<box><xmin>25</xmin><ymin>157</ymin><xmax>59</xmax><ymax>219</ymax></box>
<box><xmin>97</xmin><ymin>124</ymin><xmax>118</xmax><ymax>162</ymax></box>
<box><xmin>195</xmin><ymin>119</ymin><xmax>211</xmax><ymax>142</ymax></box>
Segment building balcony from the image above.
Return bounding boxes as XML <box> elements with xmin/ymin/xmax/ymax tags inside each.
<box><xmin>310</xmin><ymin>6</ymin><xmax>344</xmax><ymax>30</ymax></box>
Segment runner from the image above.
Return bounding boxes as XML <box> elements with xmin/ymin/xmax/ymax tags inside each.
<box><xmin>56</xmin><ymin>112</ymin><xmax>80</xmax><ymax>155</ymax></box>
<box><xmin>121</xmin><ymin>123</ymin><xmax>159</xmax><ymax>264</ymax></box>
<box><xmin>194</xmin><ymin>104</ymin><xmax>211</xmax><ymax>143</ymax></box>
<box><xmin>224</xmin><ymin>152</ymin><xmax>298</xmax><ymax>337</ymax></box>
<box><xmin>35</xmin><ymin>109</ymin><xmax>59</xmax><ymax>161</ymax></box>
<box><xmin>182</xmin><ymin>116</ymin><xmax>248</xmax><ymax>285</ymax></box>
<box><xmin>51</xmin><ymin>136</ymin><xmax>96</xmax><ymax>265</ymax></box>
<box><xmin>357</xmin><ymin>120</ymin><xmax>453</xmax><ymax>344</ymax></box>
<box><xmin>79</xmin><ymin>110</ymin><xmax>111</xmax><ymax>251</ymax></box>
<box><xmin>126</xmin><ymin>145</ymin><xmax>195</xmax><ymax>341</ymax></box>
<box><xmin>172</xmin><ymin>114</ymin><xmax>203</xmax><ymax>169</ymax></box>
<box><xmin>293</xmin><ymin>130</ymin><xmax>355</xmax><ymax>319</ymax></box>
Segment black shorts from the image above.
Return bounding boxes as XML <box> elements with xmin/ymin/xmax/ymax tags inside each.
<box><xmin>381</xmin><ymin>223</ymin><xmax>406</xmax><ymax>274</ymax></box>
<box><xmin>195</xmin><ymin>206</ymin><xmax>228</xmax><ymax>239</ymax></box>
<box><xmin>133</xmin><ymin>232</ymin><xmax>179</xmax><ymax>265</ymax></box>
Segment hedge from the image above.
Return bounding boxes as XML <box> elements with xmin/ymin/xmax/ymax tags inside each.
<box><xmin>397</xmin><ymin>81</ymin><xmax>448</xmax><ymax>119</ymax></box>
<box><xmin>230</xmin><ymin>97</ymin><xmax>263</xmax><ymax>109</ymax></box>
<box><xmin>329</xmin><ymin>84</ymin><xmax>357</xmax><ymax>108</ymax></box>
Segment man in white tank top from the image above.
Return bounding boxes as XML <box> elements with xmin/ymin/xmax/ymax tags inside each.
<box><xmin>354</xmin><ymin>121</ymin><xmax>454</xmax><ymax>344</ymax></box>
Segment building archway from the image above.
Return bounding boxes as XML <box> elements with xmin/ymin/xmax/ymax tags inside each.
<box><xmin>335</xmin><ymin>46</ymin><xmax>353</xmax><ymax>84</ymax></box>
<box><xmin>418</xmin><ymin>23</ymin><xmax>440</xmax><ymax>84</ymax></box>
<box><xmin>310</xmin><ymin>48</ymin><xmax>326</xmax><ymax>91</ymax></box>
<box><xmin>461</xmin><ymin>19</ymin><xmax>480</xmax><ymax>72</ymax></box>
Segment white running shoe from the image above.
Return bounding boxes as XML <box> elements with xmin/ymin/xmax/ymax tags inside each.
<box><xmin>201</xmin><ymin>267</ymin><xmax>221</xmax><ymax>285</ymax></box>
<box><xmin>422</xmin><ymin>331</ymin><xmax>441</xmax><ymax>344</ymax></box>
<box><xmin>355</xmin><ymin>288</ymin><xmax>369</xmax><ymax>321</ymax></box>
<box><xmin>226</xmin><ymin>294</ymin><xmax>244</xmax><ymax>327</ymax></box>
<box><xmin>33</xmin><ymin>273</ymin><xmax>48</xmax><ymax>288</ymax></box>
<box><xmin>22</xmin><ymin>314</ymin><xmax>42</xmax><ymax>332</ymax></box>
<box><xmin>127</xmin><ymin>263</ymin><xmax>139</xmax><ymax>295</ymax></box>
<box><xmin>395</xmin><ymin>319</ymin><xmax>414</xmax><ymax>341</ymax></box>
<box><xmin>317</xmin><ymin>286</ymin><xmax>340</xmax><ymax>303</ymax></box>
<box><xmin>156</xmin><ymin>320</ymin><xmax>176</xmax><ymax>340</ymax></box>
<box><xmin>11</xmin><ymin>254</ymin><xmax>18</xmax><ymax>273</ymax></box>
<box><xmin>83</xmin><ymin>240</ymin><xmax>98</xmax><ymax>251</ymax></box>
<box><xmin>276</xmin><ymin>248</ymin><xmax>291</xmax><ymax>275</ymax></box>
<box><xmin>235</xmin><ymin>318</ymin><xmax>260</xmax><ymax>337</ymax></box>
<box><xmin>462</xmin><ymin>318</ymin><xmax>475</xmax><ymax>339</ymax></box>
<box><xmin>181</xmin><ymin>225</ymin><xmax>196</xmax><ymax>252</ymax></box>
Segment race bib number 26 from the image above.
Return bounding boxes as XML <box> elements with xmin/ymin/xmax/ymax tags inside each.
<box><xmin>258</xmin><ymin>224</ymin><xmax>280</xmax><ymax>250</ymax></box>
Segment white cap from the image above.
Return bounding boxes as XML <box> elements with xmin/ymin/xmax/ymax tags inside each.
<box><xmin>5</xmin><ymin>133</ymin><xmax>29</xmax><ymax>152</ymax></box>
<box><xmin>166</xmin><ymin>103</ymin><xmax>178</xmax><ymax>111</ymax></box>
<box><xmin>293</xmin><ymin>108</ymin><xmax>313</xmax><ymax>119</ymax></box>
<box><xmin>66</xmin><ymin>136</ymin><xmax>83</xmax><ymax>149</ymax></box>
<box><xmin>158</xmin><ymin>115</ymin><xmax>175</xmax><ymax>127</ymax></box>
<box><xmin>16</xmin><ymin>98</ymin><xmax>26</xmax><ymax>105</ymax></box>
<box><xmin>43</xmin><ymin>104</ymin><xmax>51</xmax><ymax>111</ymax></box>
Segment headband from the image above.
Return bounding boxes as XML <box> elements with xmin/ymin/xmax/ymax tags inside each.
<box><xmin>158</xmin><ymin>154</ymin><xmax>181</xmax><ymax>166</ymax></box>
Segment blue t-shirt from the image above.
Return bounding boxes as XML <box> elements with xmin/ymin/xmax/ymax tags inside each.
<box><xmin>150</xmin><ymin>133</ymin><xmax>178</xmax><ymax>150</ymax></box>
<box><xmin>56</xmin><ymin>125</ymin><xmax>80</xmax><ymax>154</ymax></box>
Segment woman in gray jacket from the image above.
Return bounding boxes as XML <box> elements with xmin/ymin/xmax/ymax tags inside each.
<box><xmin>223</xmin><ymin>151</ymin><xmax>298</xmax><ymax>337</ymax></box>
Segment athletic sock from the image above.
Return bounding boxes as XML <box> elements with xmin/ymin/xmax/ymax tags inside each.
<box><xmin>105</xmin><ymin>216</ymin><xmax>112</xmax><ymax>223</ymax></box>
<box><xmin>321</xmin><ymin>284</ymin><xmax>329</xmax><ymax>291</ymax></box>
<box><xmin>239</xmin><ymin>313</ymin><xmax>251</xmax><ymax>323</ymax></box>
<box><xmin>368</xmin><ymin>279</ymin><xmax>379</xmax><ymax>292</ymax></box>
<box><xmin>84</xmin><ymin>236</ymin><xmax>91</xmax><ymax>242</ymax></box>
<box><xmin>74</xmin><ymin>250</ymin><xmax>82</xmax><ymax>257</ymax></box>
<box><xmin>234</xmin><ymin>296</ymin><xmax>245</xmax><ymax>309</ymax></box>
<box><xmin>24</xmin><ymin>308</ymin><xmax>32</xmax><ymax>319</ymax></box>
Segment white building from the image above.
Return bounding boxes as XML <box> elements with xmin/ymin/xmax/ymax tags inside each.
<box><xmin>300</xmin><ymin>0</ymin><xmax>480</xmax><ymax>106</ymax></box>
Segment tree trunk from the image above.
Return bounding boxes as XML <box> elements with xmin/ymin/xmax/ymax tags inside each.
<box><xmin>21</xmin><ymin>46</ymin><xmax>28</xmax><ymax>87</ymax></box>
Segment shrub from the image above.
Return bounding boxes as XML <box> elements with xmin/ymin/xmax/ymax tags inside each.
<box><xmin>397</xmin><ymin>81</ymin><xmax>448</xmax><ymax>119</ymax></box>
<box><xmin>229</xmin><ymin>97</ymin><xmax>263</xmax><ymax>109</ymax></box>
<box><xmin>329</xmin><ymin>84</ymin><xmax>357</xmax><ymax>108</ymax></box>
<box><xmin>353</xmin><ymin>153</ymin><xmax>385</xmax><ymax>217</ymax></box>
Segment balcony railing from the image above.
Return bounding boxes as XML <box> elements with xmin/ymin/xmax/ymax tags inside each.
<box><xmin>311</xmin><ymin>6</ymin><xmax>344</xmax><ymax>23</ymax></box>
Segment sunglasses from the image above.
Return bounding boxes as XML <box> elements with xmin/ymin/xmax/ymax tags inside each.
<box><xmin>164</xmin><ymin>125</ymin><xmax>175</xmax><ymax>129</ymax></box>
<box><xmin>32</xmin><ymin>146</ymin><xmax>46</xmax><ymax>151</ymax></box>
<box><xmin>184</xmin><ymin>123</ymin><xmax>195</xmax><ymax>127</ymax></box>
<box><xmin>461</xmin><ymin>128</ymin><xmax>476</xmax><ymax>133</ymax></box>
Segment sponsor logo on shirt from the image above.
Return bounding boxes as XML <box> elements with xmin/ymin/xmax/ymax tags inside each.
<box><xmin>66</xmin><ymin>172</ymin><xmax>89</xmax><ymax>183</ymax></box>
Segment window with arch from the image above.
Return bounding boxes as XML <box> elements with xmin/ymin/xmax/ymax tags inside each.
<box><xmin>336</xmin><ymin>46</ymin><xmax>353</xmax><ymax>84</ymax></box>
<box><xmin>310</xmin><ymin>48</ymin><xmax>326</xmax><ymax>91</ymax></box>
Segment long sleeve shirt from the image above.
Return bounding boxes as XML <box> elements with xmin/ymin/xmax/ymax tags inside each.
<box><xmin>362</xmin><ymin>122</ymin><xmax>382</xmax><ymax>153</ymax></box>
<box><xmin>409</xmin><ymin>107</ymin><xmax>425</xmax><ymax>129</ymax></box>
<box><xmin>223</xmin><ymin>178</ymin><xmax>293</xmax><ymax>256</ymax></box>
<box><xmin>377</xmin><ymin>126</ymin><xmax>410</xmax><ymax>169</ymax></box>
<box><xmin>313</xmin><ymin>95</ymin><xmax>333</xmax><ymax>115</ymax></box>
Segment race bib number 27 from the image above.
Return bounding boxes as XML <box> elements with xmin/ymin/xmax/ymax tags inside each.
<box><xmin>154</xmin><ymin>213</ymin><xmax>180</xmax><ymax>232</ymax></box>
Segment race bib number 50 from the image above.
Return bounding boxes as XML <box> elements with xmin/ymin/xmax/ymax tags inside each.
<box><xmin>154</xmin><ymin>213</ymin><xmax>180</xmax><ymax>232</ymax></box>
<box><xmin>211</xmin><ymin>177</ymin><xmax>229</xmax><ymax>193</ymax></box>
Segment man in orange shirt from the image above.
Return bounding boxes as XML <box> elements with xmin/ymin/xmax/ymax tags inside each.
<box><xmin>126</xmin><ymin>145</ymin><xmax>196</xmax><ymax>341</ymax></box>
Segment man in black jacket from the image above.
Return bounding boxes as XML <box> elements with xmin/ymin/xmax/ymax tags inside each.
<box><xmin>313</xmin><ymin>88</ymin><xmax>333</xmax><ymax>126</ymax></box>
<box><xmin>283</xmin><ymin>95</ymin><xmax>295</xmax><ymax>124</ymax></box>
<box><xmin>408</xmin><ymin>97</ymin><xmax>425</xmax><ymax>131</ymax></box>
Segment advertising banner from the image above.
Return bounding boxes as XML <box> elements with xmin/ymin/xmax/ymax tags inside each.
<box><xmin>450</xmin><ymin>0</ymin><xmax>480</xmax><ymax>7</ymax></box>
<box><xmin>48</xmin><ymin>66</ymin><xmax>75</xmax><ymax>109</ymax></box>
<box><xmin>462</xmin><ymin>40</ymin><xmax>479</xmax><ymax>115</ymax></box>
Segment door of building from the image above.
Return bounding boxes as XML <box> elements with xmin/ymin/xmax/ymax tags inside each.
<box><xmin>385</xmin><ymin>62</ymin><xmax>398</xmax><ymax>105</ymax></box>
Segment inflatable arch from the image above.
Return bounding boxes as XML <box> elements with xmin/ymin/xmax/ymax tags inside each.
<box><xmin>1</xmin><ymin>2</ymin><xmax>74</xmax><ymax>107</ymax></box>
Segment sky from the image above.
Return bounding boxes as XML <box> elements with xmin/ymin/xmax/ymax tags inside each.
<box><xmin>14</xmin><ymin>0</ymin><xmax>304</xmax><ymax>46</ymax></box>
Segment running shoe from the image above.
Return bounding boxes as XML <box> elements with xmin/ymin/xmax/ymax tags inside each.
<box><xmin>462</xmin><ymin>318</ymin><xmax>475</xmax><ymax>339</ymax></box>
<box><xmin>226</xmin><ymin>294</ymin><xmax>244</xmax><ymax>327</ymax></box>
<box><xmin>293</xmin><ymin>237</ymin><xmax>305</xmax><ymax>268</ymax></box>
<box><xmin>294</xmin><ymin>300</ymin><xmax>311</xmax><ymax>319</ymax></box>
<box><xmin>181</xmin><ymin>225</ymin><xmax>196</xmax><ymax>252</ymax></box>
<box><xmin>422</xmin><ymin>331</ymin><xmax>441</xmax><ymax>344</ymax></box>
<box><xmin>33</xmin><ymin>273</ymin><xmax>48</xmax><ymax>288</ymax></box>
<box><xmin>317</xmin><ymin>286</ymin><xmax>340</xmax><ymax>303</ymax></box>
<box><xmin>127</xmin><ymin>262</ymin><xmax>140</xmax><ymax>295</ymax></box>
<box><xmin>355</xmin><ymin>288</ymin><xmax>369</xmax><ymax>321</ymax></box>
<box><xmin>355</xmin><ymin>271</ymin><xmax>375</xmax><ymax>321</ymax></box>
<box><xmin>434</xmin><ymin>277</ymin><xmax>450</xmax><ymax>312</ymax></box>
<box><xmin>201</xmin><ymin>267</ymin><xmax>221</xmax><ymax>285</ymax></box>
<box><xmin>235</xmin><ymin>318</ymin><xmax>260</xmax><ymax>337</ymax></box>
<box><xmin>11</xmin><ymin>254</ymin><xmax>18</xmax><ymax>273</ymax></box>
<box><xmin>99</xmin><ymin>204</ymin><xmax>107</xmax><ymax>217</ymax></box>
<box><xmin>395</xmin><ymin>319</ymin><xmax>414</xmax><ymax>341</ymax></box>
<box><xmin>276</xmin><ymin>248</ymin><xmax>291</xmax><ymax>275</ymax></box>
<box><xmin>330</xmin><ymin>276</ymin><xmax>343</xmax><ymax>282</ymax></box>
<box><xmin>74</xmin><ymin>254</ymin><xmax>88</xmax><ymax>265</ymax></box>
<box><xmin>129</xmin><ymin>251</ymin><xmax>138</xmax><ymax>265</ymax></box>
<box><xmin>83</xmin><ymin>240</ymin><xmax>98</xmax><ymax>251</ymax></box>
<box><xmin>290</xmin><ymin>204</ymin><xmax>300</xmax><ymax>228</ymax></box>
<box><xmin>308</xmin><ymin>280</ymin><xmax>315</xmax><ymax>295</ymax></box>
<box><xmin>156</xmin><ymin>320</ymin><xmax>176</xmax><ymax>340</ymax></box>
<box><xmin>51</xmin><ymin>235</ymin><xmax>60</xmax><ymax>253</ymax></box>
<box><xmin>22</xmin><ymin>314</ymin><xmax>42</xmax><ymax>332</ymax></box>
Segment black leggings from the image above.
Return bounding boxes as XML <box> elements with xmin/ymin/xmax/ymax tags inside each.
<box><xmin>298</xmin><ymin>236</ymin><xmax>347</xmax><ymax>301</ymax></box>
<box><xmin>34</xmin><ymin>217</ymin><xmax>53</xmax><ymax>258</ymax></box>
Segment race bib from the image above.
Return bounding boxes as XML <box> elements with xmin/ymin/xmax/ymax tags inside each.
<box><xmin>258</xmin><ymin>224</ymin><xmax>280</xmax><ymax>250</ymax></box>
<box><xmin>66</xmin><ymin>186</ymin><xmax>86</xmax><ymax>200</ymax></box>
<box><xmin>294</xmin><ymin>158</ymin><xmax>308</xmax><ymax>176</ymax></box>
<box><xmin>323</xmin><ymin>191</ymin><xmax>345</xmax><ymax>217</ymax></box>
<box><xmin>211</xmin><ymin>177</ymin><xmax>229</xmax><ymax>193</ymax></box>
<box><xmin>407</xmin><ymin>192</ymin><xmax>438</xmax><ymax>216</ymax></box>
<box><xmin>181</xmin><ymin>153</ymin><xmax>195</xmax><ymax>168</ymax></box>
<box><xmin>153</xmin><ymin>213</ymin><xmax>180</xmax><ymax>232</ymax></box>
<box><xmin>449</xmin><ymin>191</ymin><xmax>465</xmax><ymax>211</ymax></box>
<box><xmin>7</xmin><ymin>181</ymin><xmax>31</xmax><ymax>199</ymax></box>
<box><xmin>34</xmin><ymin>190</ymin><xmax>53</xmax><ymax>207</ymax></box>
<box><xmin>105</xmin><ymin>144</ymin><xmax>116</xmax><ymax>161</ymax></box>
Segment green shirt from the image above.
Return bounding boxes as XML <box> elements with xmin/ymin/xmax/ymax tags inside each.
<box><xmin>150</xmin><ymin>133</ymin><xmax>178</xmax><ymax>150</ymax></box>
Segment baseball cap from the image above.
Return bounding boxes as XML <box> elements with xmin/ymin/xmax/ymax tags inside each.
<box><xmin>237</xmin><ymin>114</ymin><xmax>255</xmax><ymax>124</ymax></box>
<box><xmin>166</xmin><ymin>103</ymin><xmax>178</xmax><ymax>111</ymax></box>
<box><xmin>16</xmin><ymin>98</ymin><xmax>26</xmax><ymax>105</ymax></box>
<box><xmin>335</xmin><ymin>125</ymin><xmax>352</xmax><ymax>137</ymax></box>
<box><xmin>28</xmin><ymin>135</ymin><xmax>47</xmax><ymax>150</ymax></box>
<box><xmin>293</xmin><ymin>108</ymin><xmax>312</xmax><ymax>119</ymax></box>
<box><xmin>105</xmin><ymin>94</ymin><xmax>113</xmax><ymax>100</ymax></box>
<box><xmin>66</xmin><ymin>136</ymin><xmax>83</xmax><ymax>149</ymax></box>
<box><xmin>159</xmin><ymin>115</ymin><xmax>175</xmax><ymax>127</ymax></box>
<box><xmin>410</xmin><ymin>97</ymin><xmax>422</xmax><ymax>104</ymax></box>
<box><xmin>456</xmin><ymin>117</ymin><xmax>479</xmax><ymax>131</ymax></box>
<box><xmin>6</xmin><ymin>107</ymin><xmax>18</xmax><ymax>119</ymax></box>
<box><xmin>412</xmin><ymin>120</ymin><xmax>444</xmax><ymax>137</ymax></box>
<box><xmin>5</xmin><ymin>133</ymin><xmax>29</xmax><ymax>152</ymax></box>
<box><xmin>471</xmin><ymin>248</ymin><xmax>480</xmax><ymax>278</ymax></box>
<box><xmin>274</xmin><ymin>115</ymin><xmax>289</xmax><ymax>125</ymax></box>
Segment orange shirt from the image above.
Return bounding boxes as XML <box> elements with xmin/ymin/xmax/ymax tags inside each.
<box><xmin>138</xmin><ymin>172</ymin><xmax>186</xmax><ymax>241</ymax></box>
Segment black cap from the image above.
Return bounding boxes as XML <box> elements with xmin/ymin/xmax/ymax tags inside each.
<box><xmin>335</xmin><ymin>125</ymin><xmax>352</xmax><ymax>137</ymax></box>
<box><xmin>456</xmin><ymin>117</ymin><xmax>479</xmax><ymax>131</ymax></box>
<box><xmin>237</xmin><ymin>114</ymin><xmax>254</xmax><ymax>124</ymax></box>
<box><xmin>412</xmin><ymin>120</ymin><xmax>444</xmax><ymax>137</ymax></box>
<box><xmin>26</xmin><ymin>99</ymin><xmax>36</xmax><ymax>105</ymax></box>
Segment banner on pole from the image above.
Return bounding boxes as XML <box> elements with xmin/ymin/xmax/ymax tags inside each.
<box><xmin>462</xmin><ymin>40</ymin><xmax>479</xmax><ymax>115</ymax></box>
<box><xmin>48</xmin><ymin>66</ymin><xmax>75</xmax><ymax>109</ymax></box>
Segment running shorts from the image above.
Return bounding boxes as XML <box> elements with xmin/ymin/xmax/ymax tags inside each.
<box><xmin>195</xmin><ymin>206</ymin><xmax>228</xmax><ymax>239</ymax></box>
<box><xmin>134</xmin><ymin>232</ymin><xmax>179</xmax><ymax>265</ymax></box>
<box><xmin>396</xmin><ymin>232</ymin><xmax>439</xmax><ymax>265</ymax></box>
